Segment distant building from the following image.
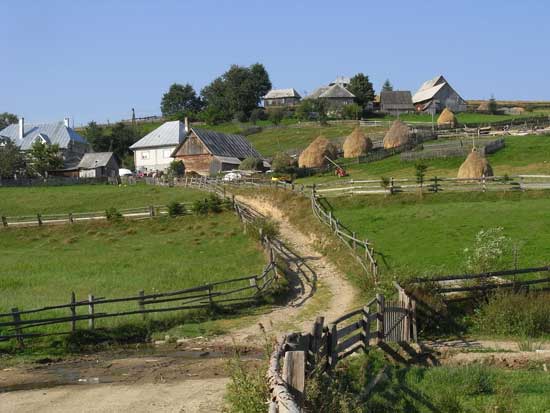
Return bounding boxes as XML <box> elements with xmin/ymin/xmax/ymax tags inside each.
<box><xmin>307</xmin><ymin>84</ymin><xmax>356</xmax><ymax>112</ymax></box>
<box><xmin>412</xmin><ymin>75</ymin><xmax>467</xmax><ymax>113</ymax></box>
<box><xmin>171</xmin><ymin>128</ymin><xmax>267</xmax><ymax>176</ymax></box>
<box><xmin>129</xmin><ymin>120</ymin><xmax>188</xmax><ymax>172</ymax></box>
<box><xmin>329</xmin><ymin>76</ymin><xmax>351</xmax><ymax>88</ymax></box>
<box><xmin>263</xmin><ymin>88</ymin><xmax>301</xmax><ymax>108</ymax></box>
<box><xmin>77</xmin><ymin>152</ymin><xmax>120</xmax><ymax>178</ymax></box>
<box><xmin>0</xmin><ymin>117</ymin><xmax>89</xmax><ymax>171</ymax></box>
<box><xmin>380</xmin><ymin>91</ymin><xmax>414</xmax><ymax>116</ymax></box>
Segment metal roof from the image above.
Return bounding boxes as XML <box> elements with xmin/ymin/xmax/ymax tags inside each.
<box><xmin>412</xmin><ymin>82</ymin><xmax>446</xmax><ymax>104</ymax></box>
<box><xmin>0</xmin><ymin>121</ymin><xmax>88</xmax><ymax>150</ymax></box>
<box><xmin>129</xmin><ymin>121</ymin><xmax>186</xmax><ymax>150</ymax></box>
<box><xmin>78</xmin><ymin>152</ymin><xmax>117</xmax><ymax>169</ymax></box>
<box><xmin>263</xmin><ymin>88</ymin><xmax>301</xmax><ymax>99</ymax></box>
<box><xmin>191</xmin><ymin>128</ymin><xmax>263</xmax><ymax>159</ymax></box>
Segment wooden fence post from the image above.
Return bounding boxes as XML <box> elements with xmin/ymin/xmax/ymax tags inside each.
<box><xmin>149</xmin><ymin>206</ymin><xmax>155</xmax><ymax>218</ymax></box>
<box><xmin>283</xmin><ymin>351</ymin><xmax>306</xmax><ymax>407</ymax></box>
<box><xmin>70</xmin><ymin>292</ymin><xmax>76</xmax><ymax>332</ymax></box>
<box><xmin>410</xmin><ymin>298</ymin><xmax>418</xmax><ymax>342</ymax></box>
<box><xmin>309</xmin><ymin>316</ymin><xmax>324</xmax><ymax>369</ymax></box>
<box><xmin>376</xmin><ymin>293</ymin><xmax>385</xmax><ymax>345</ymax></box>
<box><xmin>37</xmin><ymin>213</ymin><xmax>42</xmax><ymax>226</ymax></box>
<box><xmin>433</xmin><ymin>176</ymin><xmax>439</xmax><ymax>193</ymax></box>
<box><xmin>363</xmin><ymin>305</ymin><xmax>371</xmax><ymax>349</ymax></box>
<box><xmin>1</xmin><ymin>216</ymin><xmax>7</xmax><ymax>227</ymax></box>
<box><xmin>139</xmin><ymin>290</ymin><xmax>146</xmax><ymax>319</ymax></box>
<box><xmin>68</xmin><ymin>213</ymin><xmax>74</xmax><ymax>224</ymax></box>
<box><xmin>207</xmin><ymin>285</ymin><xmax>214</xmax><ymax>308</ymax></box>
<box><xmin>88</xmin><ymin>294</ymin><xmax>95</xmax><ymax>329</ymax></box>
<box><xmin>328</xmin><ymin>323</ymin><xmax>338</xmax><ymax>370</ymax></box>
<box><xmin>352</xmin><ymin>232</ymin><xmax>357</xmax><ymax>250</ymax></box>
<box><xmin>390</xmin><ymin>177</ymin><xmax>394</xmax><ymax>195</ymax></box>
<box><xmin>11</xmin><ymin>308</ymin><xmax>24</xmax><ymax>349</ymax></box>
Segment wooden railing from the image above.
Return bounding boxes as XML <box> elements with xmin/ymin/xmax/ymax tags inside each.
<box><xmin>267</xmin><ymin>285</ymin><xmax>417</xmax><ymax>412</ymax></box>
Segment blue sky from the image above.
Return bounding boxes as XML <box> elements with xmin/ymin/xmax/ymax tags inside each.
<box><xmin>2</xmin><ymin>0</ymin><xmax>549</xmax><ymax>125</ymax></box>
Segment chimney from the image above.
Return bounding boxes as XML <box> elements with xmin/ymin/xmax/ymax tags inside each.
<box><xmin>184</xmin><ymin>117</ymin><xmax>189</xmax><ymax>133</ymax></box>
<box><xmin>18</xmin><ymin>118</ymin><xmax>24</xmax><ymax>140</ymax></box>
<box><xmin>64</xmin><ymin>117</ymin><xmax>70</xmax><ymax>128</ymax></box>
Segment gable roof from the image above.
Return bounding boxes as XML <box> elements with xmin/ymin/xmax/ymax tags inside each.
<box><xmin>329</xmin><ymin>76</ymin><xmax>351</xmax><ymax>86</ymax></box>
<box><xmin>173</xmin><ymin>128</ymin><xmax>263</xmax><ymax>160</ymax></box>
<box><xmin>129</xmin><ymin>121</ymin><xmax>186</xmax><ymax>150</ymax></box>
<box><xmin>380</xmin><ymin>91</ymin><xmax>413</xmax><ymax>107</ymax></box>
<box><xmin>412</xmin><ymin>75</ymin><xmax>464</xmax><ymax>104</ymax></box>
<box><xmin>263</xmin><ymin>88</ymin><xmax>301</xmax><ymax>99</ymax></box>
<box><xmin>78</xmin><ymin>152</ymin><xmax>118</xmax><ymax>169</ymax></box>
<box><xmin>0</xmin><ymin>121</ymin><xmax>88</xmax><ymax>150</ymax></box>
<box><xmin>319</xmin><ymin>84</ymin><xmax>355</xmax><ymax>99</ymax></box>
<box><xmin>418</xmin><ymin>75</ymin><xmax>447</xmax><ymax>92</ymax></box>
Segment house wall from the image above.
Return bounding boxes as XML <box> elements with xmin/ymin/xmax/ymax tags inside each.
<box><xmin>133</xmin><ymin>146</ymin><xmax>177</xmax><ymax>172</ymax></box>
<box><xmin>174</xmin><ymin>153</ymin><xmax>214</xmax><ymax>176</ymax></box>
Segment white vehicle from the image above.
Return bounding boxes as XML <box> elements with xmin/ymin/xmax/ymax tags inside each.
<box><xmin>119</xmin><ymin>168</ymin><xmax>133</xmax><ymax>176</ymax></box>
<box><xmin>223</xmin><ymin>172</ymin><xmax>242</xmax><ymax>182</ymax></box>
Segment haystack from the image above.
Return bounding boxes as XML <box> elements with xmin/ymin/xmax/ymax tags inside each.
<box><xmin>437</xmin><ymin>108</ymin><xmax>458</xmax><ymax>127</ymax></box>
<box><xmin>383</xmin><ymin>120</ymin><xmax>411</xmax><ymax>149</ymax></box>
<box><xmin>343</xmin><ymin>126</ymin><xmax>373</xmax><ymax>158</ymax></box>
<box><xmin>457</xmin><ymin>148</ymin><xmax>494</xmax><ymax>179</ymax></box>
<box><xmin>298</xmin><ymin>136</ymin><xmax>337</xmax><ymax>168</ymax></box>
<box><xmin>477</xmin><ymin>102</ymin><xmax>490</xmax><ymax>112</ymax></box>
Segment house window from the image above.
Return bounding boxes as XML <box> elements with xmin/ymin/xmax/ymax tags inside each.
<box><xmin>140</xmin><ymin>151</ymin><xmax>150</xmax><ymax>160</ymax></box>
<box><xmin>163</xmin><ymin>149</ymin><xmax>172</xmax><ymax>158</ymax></box>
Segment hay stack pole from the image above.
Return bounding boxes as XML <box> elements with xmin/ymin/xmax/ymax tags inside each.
<box><xmin>298</xmin><ymin>135</ymin><xmax>338</xmax><ymax>168</ymax></box>
<box><xmin>383</xmin><ymin>120</ymin><xmax>411</xmax><ymax>149</ymax></box>
<box><xmin>457</xmin><ymin>148</ymin><xmax>494</xmax><ymax>179</ymax></box>
<box><xmin>343</xmin><ymin>126</ymin><xmax>373</xmax><ymax>158</ymax></box>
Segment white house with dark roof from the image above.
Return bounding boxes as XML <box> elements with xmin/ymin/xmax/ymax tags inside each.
<box><xmin>263</xmin><ymin>88</ymin><xmax>301</xmax><ymax>108</ymax></box>
<box><xmin>129</xmin><ymin>120</ymin><xmax>188</xmax><ymax>172</ymax></box>
<box><xmin>0</xmin><ymin>117</ymin><xmax>89</xmax><ymax>169</ymax></box>
<box><xmin>413</xmin><ymin>75</ymin><xmax>467</xmax><ymax>113</ymax></box>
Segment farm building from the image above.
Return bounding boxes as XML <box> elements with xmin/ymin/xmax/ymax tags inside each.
<box><xmin>129</xmin><ymin>120</ymin><xmax>188</xmax><ymax>173</ymax></box>
<box><xmin>77</xmin><ymin>152</ymin><xmax>120</xmax><ymax>178</ymax></box>
<box><xmin>0</xmin><ymin>117</ymin><xmax>89</xmax><ymax>171</ymax></box>
<box><xmin>380</xmin><ymin>91</ymin><xmax>414</xmax><ymax>116</ymax></box>
<box><xmin>329</xmin><ymin>76</ymin><xmax>351</xmax><ymax>88</ymax></box>
<box><xmin>306</xmin><ymin>84</ymin><xmax>356</xmax><ymax>111</ymax></box>
<box><xmin>263</xmin><ymin>88</ymin><xmax>301</xmax><ymax>108</ymax></box>
<box><xmin>171</xmin><ymin>128</ymin><xmax>267</xmax><ymax>176</ymax></box>
<box><xmin>413</xmin><ymin>75</ymin><xmax>467</xmax><ymax>113</ymax></box>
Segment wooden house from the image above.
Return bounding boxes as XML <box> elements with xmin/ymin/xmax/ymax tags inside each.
<box><xmin>171</xmin><ymin>128</ymin><xmax>266</xmax><ymax>176</ymax></box>
<box><xmin>263</xmin><ymin>88</ymin><xmax>301</xmax><ymax>108</ymax></box>
<box><xmin>77</xmin><ymin>152</ymin><xmax>120</xmax><ymax>178</ymax></box>
<box><xmin>380</xmin><ymin>91</ymin><xmax>414</xmax><ymax>116</ymax></box>
<box><xmin>413</xmin><ymin>75</ymin><xmax>467</xmax><ymax>113</ymax></box>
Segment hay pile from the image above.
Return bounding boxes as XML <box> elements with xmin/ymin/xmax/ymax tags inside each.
<box><xmin>477</xmin><ymin>102</ymin><xmax>490</xmax><ymax>112</ymax></box>
<box><xmin>298</xmin><ymin>135</ymin><xmax>338</xmax><ymax>168</ymax></box>
<box><xmin>457</xmin><ymin>148</ymin><xmax>494</xmax><ymax>179</ymax></box>
<box><xmin>383</xmin><ymin>120</ymin><xmax>411</xmax><ymax>149</ymax></box>
<box><xmin>437</xmin><ymin>108</ymin><xmax>458</xmax><ymax>127</ymax></box>
<box><xmin>343</xmin><ymin>126</ymin><xmax>373</xmax><ymax>158</ymax></box>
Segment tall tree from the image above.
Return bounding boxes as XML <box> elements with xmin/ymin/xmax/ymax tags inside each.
<box><xmin>0</xmin><ymin>113</ymin><xmax>18</xmax><ymax>131</ymax></box>
<box><xmin>348</xmin><ymin>73</ymin><xmax>375</xmax><ymax>109</ymax></box>
<box><xmin>109</xmin><ymin>122</ymin><xmax>137</xmax><ymax>160</ymax></box>
<box><xmin>83</xmin><ymin>121</ymin><xmax>106</xmax><ymax>152</ymax></box>
<box><xmin>161</xmin><ymin>83</ymin><xmax>201</xmax><ymax>117</ymax></box>
<box><xmin>382</xmin><ymin>79</ymin><xmax>394</xmax><ymax>92</ymax></box>
<box><xmin>28</xmin><ymin>141</ymin><xmax>63</xmax><ymax>177</ymax></box>
<box><xmin>0</xmin><ymin>139</ymin><xmax>26</xmax><ymax>178</ymax></box>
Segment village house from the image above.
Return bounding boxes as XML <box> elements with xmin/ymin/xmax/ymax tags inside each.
<box><xmin>129</xmin><ymin>120</ymin><xmax>188</xmax><ymax>172</ymax></box>
<box><xmin>412</xmin><ymin>75</ymin><xmax>467</xmax><ymax>113</ymax></box>
<box><xmin>171</xmin><ymin>127</ymin><xmax>266</xmax><ymax>176</ymax></box>
<box><xmin>380</xmin><ymin>91</ymin><xmax>414</xmax><ymax>116</ymax></box>
<box><xmin>77</xmin><ymin>152</ymin><xmax>120</xmax><ymax>178</ymax></box>
<box><xmin>306</xmin><ymin>83</ymin><xmax>356</xmax><ymax>112</ymax></box>
<box><xmin>0</xmin><ymin>117</ymin><xmax>89</xmax><ymax>172</ymax></box>
<box><xmin>263</xmin><ymin>88</ymin><xmax>301</xmax><ymax>108</ymax></box>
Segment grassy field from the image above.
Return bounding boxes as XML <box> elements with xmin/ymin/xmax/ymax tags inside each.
<box><xmin>298</xmin><ymin>135</ymin><xmax>550</xmax><ymax>184</ymax></box>
<box><xmin>327</xmin><ymin>191</ymin><xmax>550</xmax><ymax>277</ymax></box>
<box><xmin>0</xmin><ymin>212</ymin><xmax>266</xmax><ymax>324</ymax></box>
<box><xmin>0</xmin><ymin>184</ymin><xmax>206</xmax><ymax>216</ymax></box>
<box><xmin>365</xmin><ymin>111</ymin><xmax>546</xmax><ymax>124</ymax></box>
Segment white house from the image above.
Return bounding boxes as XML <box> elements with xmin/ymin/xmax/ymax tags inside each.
<box><xmin>129</xmin><ymin>120</ymin><xmax>188</xmax><ymax>172</ymax></box>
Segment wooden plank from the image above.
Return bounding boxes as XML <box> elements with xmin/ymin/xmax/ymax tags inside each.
<box><xmin>332</xmin><ymin>308</ymin><xmax>364</xmax><ymax>325</ymax></box>
<box><xmin>337</xmin><ymin>333</ymin><xmax>362</xmax><ymax>353</ymax></box>
<box><xmin>337</xmin><ymin>320</ymin><xmax>363</xmax><ymax>340</ymax></box>
<box><xmin>88</xmin><ymin>295</ymin><xmax>95</xmax><ymax>329</ymax></box>
<box><xmin>11</xmin><ymin>308</ymin><xmax>24</xmax><ymax>349</ymax></box>
<box><xmin>376</xmin><ymin>294</ymin><xmax>384</xmax><ymax>345</ymax></box>
<box><xmin>70</xmin><ymin>292</ymin><xmax>76</xmax><ymax>332</ymax></box>
<box><xmin>412</xmin><ymin>265</ymin><xmax>550</xmax><ymax>283</ymax></box>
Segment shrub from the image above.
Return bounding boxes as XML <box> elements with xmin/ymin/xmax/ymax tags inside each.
<box><xmin>239</xmin><ymin>157</ymin><xmax>263</xmax><ymax>171</ymax></box>
<box><xmin>105</xmin><ymin>207</ymin><xmax>123</xmax><ymax>221</ymax></box>
<box><xmin>225</xmin><ymin>353</ymin><xmax>269</xmax><ymax>413</ymax></box>
<box><xmin>249</xmin><ymin>108</ymin><xmax>266</xmax><ymax>124</ymax></box>
<box><xmin>342</xmin><ymin>103</ymin><xmax>362</xmax><ymax>120</ymax></box>
<box><xmin>271</xmin><ymin>152</ymin><xmax>295</xmax><ymax>173</ymax></box>
<box><xmin>167</xmin><ymin>160</ymin><xmax>185</xmax><ymax>177</ymax></box>
<box><xmin>268</xmin><ymin>108</ymin><xmax>284</xmax><ymax>125</ymax></box>
<box><xmin>464</xmin><ymin>227</ymin><xmax>512</xmax><ymax>273</ymax></box>
<box><xmin>233</xmin><ymin>110</ymin><xmax>248</xmax><ymax>123</ymax></box>
<box><xmin>167</xmin><ymin>201</ymin><xmax>186</xmax><ymax>217</ymax></box>
<box><xmin>192</xmin><ymin>194</ymin><xmax>228</xmax><ymax>215</ymax></box>
<box><xmin>248</xmin><ymin>217</ymin><xmax>280</xmax><ymax>241</ymax></box>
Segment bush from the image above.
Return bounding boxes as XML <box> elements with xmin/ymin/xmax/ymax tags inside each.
<box><xmin>167</xmin><ymin>160</ymin><xmax>185</xmax><ymax>178</ymax></box>
<box><xmin>268</xmin><ymin>108</ymin><xmax>284</xmax><ymax>125</ymax></box>
<box><xmin>192</xmin><ymin>194</ymin><xmax>228</xmax><ymax>215</ymax></box>
<box><xmin>225</xmin><ymin>353</ymin><xmax>269</xmax><ymax>413</ymax></box>
<box><xmin>248</xmin><ymin>217</ymin><xmax>280</xmax><ymax>241</ymax></box>
<box><xmin>167</xmin><ymin>201</ymin><xmax>186</xmax><ymax>217</ymax></box>
<box><xmin>239</xmin><ymin>157</ymin><xmax>263</xmax><ymax>171</ymax></box>
<box><xmin>105</xmin><ymin>207</ymin><xmax>123</xmax><ymax>221</ymax></box>
<box><xmin>249</xmin><ymin>108</ymin><xmax>266</xmax><ymax>124</ymax></box>
<box><xmin>271</xmin><ymin>152</ymin><xmax>296</xmax><ymax>173</ymax></box>
<box><xmin>342</xmin><ymin>103</ymin><xmax>361</xmax><ymax>120</ymax></box>
<box><xmin>233</xmin><ymin>110</ymin><xmax>248</xmax><ymax>123</ymax></box>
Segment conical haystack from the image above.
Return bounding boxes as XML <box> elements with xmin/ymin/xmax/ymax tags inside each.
<box><xmin>438</xmin><ymin>108</ymin><xmax>458</xmax><ymax>127</ymax></box>
<box><xmin>298</xmin><ymin>135</ymin><xmax>338</xmax><ymax>168</ymax></box>
<box><xmin>343</xmin><ymin>126</ymin><xmax>373</xmax><ymax>158</ymax></box>
<box><xmin>383</xmin><ymin>120</ymin><xmax>411</xmax><ymax>149</ymax></box>
<box><xmin>457</xmin><ymin>148</ymin><xmax>494</xmax><ymax>179</ymax></box>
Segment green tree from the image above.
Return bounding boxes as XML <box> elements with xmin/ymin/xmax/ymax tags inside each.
<box><xmin>249</xmin><ymin>108</ymin><xmax>266</xmax><ymax>125</ymax></box>
<box><xmin>83</xmin><ymin>121</ymin><xmax>106</xmax><ymax>152</ymax></box>
<box><xmin>342</xmin><ymin>103</ymin><xmax>361</xmax><ymax>120</ymax></box>
<box><xmin>167</xmin><ymin>160</ymin><xmax>185</xmax><ymax>177</ymax></box>
<box><xmin>382</xmin><ymin>79</ymin><xmax>393</xmax><ymax>92</ymax></box>
<box><xmin>268</xmin><ymin>108</ymin><xmax>284</xmax><ymax>125</ymax></box>
<box><xmin>348</xmin><ymin>73</ymin><xmax>375</xmax><ymax>109</ymax></box>
<box><xmin>296</xmin><ymin>99</ymin><xmax>315</xmax><ymax>121</ymax></box>
<box><xmin>161</xmin><ymin>83</ymin><xmax>201</xmax><ymax>118</ymax></box>
<box><xmin>28</xmin><ymin>141</ymin><xmax>63</xmax><ymax>177</ymax></box>
<box><xmin>414</xmin><ymin>162</ymin><xmax>428</xmax><ymax>187</ymax></box>
<box><xmin>109</xmin><ymin>122</ymin><xmax>137</xmax><ymax>160</ymax></box>
<box><xmin>488</xmin><ymin>95</ymin><xmax>498</xmax><ymax>115</ymax></box>
<box><xmin>0</xmin><ymin>139</ymin><xmax>26</xmax><ymax>178</ymax></box>
<box><xmin>0</xmin><ymin>113</ymin><xmax>18</xmax><ymax>131</ymax></box>
<box><xmin>239</xmin><ymin>157</ymin><xmax>263</xmax><ymax>171</ymax></box>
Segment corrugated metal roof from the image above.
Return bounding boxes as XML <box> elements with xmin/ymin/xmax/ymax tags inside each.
<box><xmin>412</xmin><ymin>83</ymin><xmax>446</xmax><ymax>104</ymax></box>
<box><xmin>417</xmin><ymin>75</ymin><xmax>446</xmax><ymax>92</ymax></box>
<box><xmin>129</xmin><ymin>121</ymin><xmax>186</xmax><ymax>149</ymax></box>
<box><xmin>191</xmin><ymin>128</ymin><xmax>263</xmax><ymax>159</ymax></box>
<box><xmin>263</xmin><ymin>88</ymin><xmax>301</xmax><ymax>99</ymax></box>
<box><xmin>78</xmin><ymin>152</ymin><xmax>116</xmax><ymax>169</ymax></box>
<box><xmin>0</xmin><ymin>121</ymin><xmax>88</xmax><ymax>150</ymax></box>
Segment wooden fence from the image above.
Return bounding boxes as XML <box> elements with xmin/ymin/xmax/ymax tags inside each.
<box><xmin>400</xmin><ymin>138</ymin><xmax>505</xmax><ymax>162</ymax></box>
<box><xmin>0</xmin><ymin>197</ymin><xmax>287</xmax><ymax>347</ymax></box>
<box><xmin>267</xmin><ymin>284</ymin><xmax>417</xmax><ymax>412</ymax></box>
<box><xmin>0</xmin><ymin>203</ymin><xmax>192</xmax><ymax>228</ymax></box>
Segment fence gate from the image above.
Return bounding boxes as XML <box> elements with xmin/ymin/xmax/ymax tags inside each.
<box><xmin>383</xmin><ymin>288</ymin><xmax>416</xmax><ymax>342</ymax></box>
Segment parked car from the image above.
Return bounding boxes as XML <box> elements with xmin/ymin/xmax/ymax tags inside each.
<box><xmin>223</xmin><ymin>172</ymin><xmax>242</xmax><ymax>182</ymax></box>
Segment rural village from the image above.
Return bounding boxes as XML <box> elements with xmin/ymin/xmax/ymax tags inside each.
<box><xmin>1</xmin><ymin>2</ymin><xmax>550</xmax><ymax>413</ymax></box>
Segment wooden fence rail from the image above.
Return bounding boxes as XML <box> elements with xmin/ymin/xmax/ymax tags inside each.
<box><xmin>267</xmin><ymin>285</ymin><xmax>417</xmax><ymax>412</ymax></box>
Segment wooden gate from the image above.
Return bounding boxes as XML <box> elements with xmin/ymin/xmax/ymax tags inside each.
<box><xmin>383</xmin><ymin>286</ymin><xmax>417</xmax><ymax>342</ymax></box>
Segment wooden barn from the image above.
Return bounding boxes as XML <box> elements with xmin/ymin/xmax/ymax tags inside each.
<box><xmin>171</xmin><ymin>128</ymin><xmax>266</xmax><ymax>176</ymax></box>
<box><xmin>380</xmin><ymin>91</ymin><xmax>414</xmax><ymax>116</ymax></box>
<box><xmin>413</xmin><ymin>75</ymin><xmax>467</xmax><ymax>113</ymax></box>
<box><xmin>263</xmin><ymin>88</ymin><xmax>301</xmax><ymax>108</ymax></box>
<box><xmin>77</xmin><ymin>152</ymin><xmax>120</xmax><ymax>178</ymax></box>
